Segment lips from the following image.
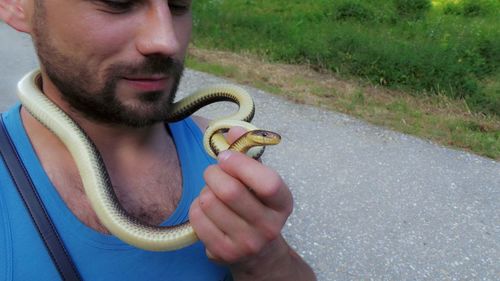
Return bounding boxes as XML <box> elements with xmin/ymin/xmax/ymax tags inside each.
<box><xmin>123</xmin><ymin>76</ymin><xmax>169</xmax><ymax>92</ymax></box>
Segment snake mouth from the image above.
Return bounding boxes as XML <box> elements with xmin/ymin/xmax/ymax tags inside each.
<box><xmin>245</xmin><ymin>130</ymin><xmax>281</xmax><ymax>145</ymax></box>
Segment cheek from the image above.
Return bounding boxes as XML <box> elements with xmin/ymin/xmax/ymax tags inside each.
<box><xmin>176</xmin><ymin>16</ymin><xmax>193</xmax><ymax>56</ymax></box>
<box><xmin>72</xmin><ymin>19</ymin><xmax>129</xmax><ymax>59</ymax></box>
<box><xmin>47</xmin><ymin>11</ymin><xmax>131</xmax><ymax>67</ymax></box>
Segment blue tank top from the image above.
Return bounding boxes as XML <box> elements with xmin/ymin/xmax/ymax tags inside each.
<box><xmin>0</xmin><ymin>104</ymin><xmax>231</xmax><ymax>281</ymax></box>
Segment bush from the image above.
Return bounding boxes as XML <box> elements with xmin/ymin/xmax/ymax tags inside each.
<box><xmin>192</xmin><ymin>0</ymin><xmax>500</xmax><ymax>115</ymax></box>
<box><xmin>463</xmin><ymin>2</ymin><xmax>484</xmax><ymax>17</ymax></box>
<box><xmin>332</xmin><ymin>0</ymin><xmax>398</xmax><ymax>24</ymax></box>
<box><xmin>334</xmin><ymin>1</ymin><xmax>374</xmax><ymax>21</ymax></box>
<box><xmin>467</xmin><ymin>89</ymin><xmax>500</xmax><ymax>116</ymax></box>
<box><xmin>443</xmin><ymin>3</ymin><xmax>461</xmax><ymax>15</ymax></box>
<box><xmin>394</xmin><ymin>0</ymin><xmax>431</xmax><ymax>20</ymax></box>
<box><xmin>443</xmin><ymin>0</ymin><xmax>497</xmax><ymax>17</ymax></box>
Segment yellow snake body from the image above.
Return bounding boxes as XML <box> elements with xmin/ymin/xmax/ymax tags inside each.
<box><xmin>17</xmin><ymin>70</ymin><xmax>280</xmax><ymax>251</ymax></box>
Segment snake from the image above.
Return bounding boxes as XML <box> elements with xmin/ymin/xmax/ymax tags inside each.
<box><xmin>17</xmin><ymin>70</ymin><xmax>281</xmax><ymax>251</ymax></box>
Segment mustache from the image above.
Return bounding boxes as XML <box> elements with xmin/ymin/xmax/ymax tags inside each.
<box><xmin>107</xmin><ymin>56</ymin><xmax>184</xmax><ymax>78</ymax></box>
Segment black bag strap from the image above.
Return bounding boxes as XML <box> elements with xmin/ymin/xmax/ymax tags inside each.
<box><xmin>0</xmin><ymin>116</ymin><xmax>82</xmax><ymax>281</ymax></box>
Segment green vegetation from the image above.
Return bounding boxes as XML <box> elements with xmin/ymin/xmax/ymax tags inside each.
<box><xmin>192</xmin><ymin>0</ymin><xmax>500</xmax><ymax>116</ymax></box>
<box><xmin>186</xmin><ymin>46</ymin><xmax>499</xmax><ymax>159</ymax></box>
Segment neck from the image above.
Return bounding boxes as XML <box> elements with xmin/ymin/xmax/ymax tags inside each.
<box><xmin>20</xmin><ymin>102</ymin><xmax>176</xmax><ymax>183</ymax></box>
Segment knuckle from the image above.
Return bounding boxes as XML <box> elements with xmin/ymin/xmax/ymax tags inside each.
<box><xmin>220</xmin><ymin>244</ymin><xmax>240</xmax><ymax>263</ymax></box>
<box><xmin>218</xmin><ymin>181</ymin><xmax>242</xmax><ymax>204</ymax></box>
<box><xmin>240</xmin><ymin>237</ymin><xmax>263</xmax><ymax>257</ymax></box>
<box><xmin>287</xmin><ymin>199</ymin><xmax>294</xmax><ymax>215</ymax></box>
<box><xmin>199</xmin><ymin>189</ymin><xmax>217</xmax><ymax>212</ymax></box>
<box><xmin>203</xmin><ymin>165</ymin><xmax>219</xmax><ymax>181</ymax></box>
<box><xmin>224</xmin><ymin>253</ymin><xmax>240</xmax><ymax>264</ymax></box>
<box><xmin>259</xmin><ymin>220</ymin><xmax>281</xmax><ymax>241</ymax></box>
<box><xmin>208</xmin><ymin>236</ymin><xmax>236</xmax><ymax>262</ymax></box>
<box><xmin>188</xmin><ymin>201</ymin><xmax>203</xmax><ymax>222</ymax></box>
<box><xmin>283</xmin><ymin>196</ymin><xmax>294</xmax><ymax>216</ymax></box>
<box><xmin>246</xmin><ymin>210</ymin><xmax>264</xmax><ymax>226</ymax></box>
<box><xmin>261</xmin><ymin>172</ymin><xmax>283</xmax><ymax>198</ymax></box>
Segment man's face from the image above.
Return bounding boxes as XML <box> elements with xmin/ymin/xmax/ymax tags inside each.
<box><xmin>32</xmin><ymin>0</ymin><xmax>192</xmax><ymax>127</ymax></box>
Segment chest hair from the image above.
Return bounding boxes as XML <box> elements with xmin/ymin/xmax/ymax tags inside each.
<box><xmin>44</xmin><ymin>151</ymin><xmax>183</xmax><ymax>234</ymax></box>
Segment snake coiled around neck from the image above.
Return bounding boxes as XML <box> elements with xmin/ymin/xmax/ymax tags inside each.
<box><xmin>17</xmin><ymin>70</ymin><xmax>280</xmax><ymax>251</ymax></box>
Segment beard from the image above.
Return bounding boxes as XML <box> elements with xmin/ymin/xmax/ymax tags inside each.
<box><xmin>40</xmin><ymin>53</ymin><xmax>184</xmax><ymax>128</ymax></box>
<box><xmin>31</xmin><ymin>4</ymin><xmax>184</xmax><ymax>128</ymax></box>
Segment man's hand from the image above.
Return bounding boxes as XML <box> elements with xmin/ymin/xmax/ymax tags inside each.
<box><xmin>189</xmin><ymin>127</ymin><xmax>316</xmax><ymax>281</ymax></box>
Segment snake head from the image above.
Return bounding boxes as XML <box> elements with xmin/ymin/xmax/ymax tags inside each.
<box><xmin>227</xmin><ymin>129</ymin><xmax>281</xmax><ymax>159</ymax></box>
<box><xmin>243</xmin><ymin>130</ymin><xmax>281</xmax><ymax>146</ymax></box>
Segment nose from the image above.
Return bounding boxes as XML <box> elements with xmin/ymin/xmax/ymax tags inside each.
<box><xmin>135</xmin><ymin>4</ymin><xmax>181</xmax><ymax>57</ymax></box>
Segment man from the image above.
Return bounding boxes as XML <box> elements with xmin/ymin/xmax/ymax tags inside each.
<box><xmin>0</xmin><ymin>0</ymin><xmax>316</xmax><ymax>280</ymax></box>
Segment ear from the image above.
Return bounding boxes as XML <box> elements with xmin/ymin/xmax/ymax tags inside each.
<box><xmin>0</xmin><ymin>0</ymin><xmax>32</xmax><ymax>33</ymax></box>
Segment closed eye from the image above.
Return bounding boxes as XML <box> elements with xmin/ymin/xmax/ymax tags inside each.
<box><xmin>168</xmin><ymin>1</ymin><xmax>192</xmax><ymax>15</ymax></box>
<box><xmin>98</xmin><ymin>0</ymin><xmax>136</xmax><ymax>13</ymax></box>
<box><xmin>97</xmin><ymin>0</ymin><xmax>191</xmax><ymax>15</ymax></box>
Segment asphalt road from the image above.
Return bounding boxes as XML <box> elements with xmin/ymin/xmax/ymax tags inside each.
<box><xmin>1</xmin><ymin>22</ymin><xmax>499</xmax><ymax>281</ymax></box>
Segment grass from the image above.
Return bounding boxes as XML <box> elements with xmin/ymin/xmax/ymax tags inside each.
<box><xmin>188</xmin><ymin>0</ymin><xmax>499</xmax><ymax>159</ymax></box>
<box><xmin>191</xmin><ymin>0</ymin><xmax>500</xmax><ymax>116</ymax></box>
<box><xmin>186</xmin><ymin>47</ymin><xmax>500</xmax><ymax>160</ymax></box>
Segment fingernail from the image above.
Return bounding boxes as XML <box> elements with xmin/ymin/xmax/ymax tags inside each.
<box><xmin>218</xmin><ymin>150</ymin><xmax>232</xmax><ymax>162</ymax></box>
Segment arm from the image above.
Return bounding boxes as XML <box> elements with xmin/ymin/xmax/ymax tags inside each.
<box><xmin>189</xmin><ymin>126</ymin><xmax>316</xmax><ymax>281</ymax></box>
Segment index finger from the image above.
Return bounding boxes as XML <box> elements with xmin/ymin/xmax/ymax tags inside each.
<box><xmin>217</xmin><ymin>150</ymin><xmax>293</xmax><ymax>214</ymax></box>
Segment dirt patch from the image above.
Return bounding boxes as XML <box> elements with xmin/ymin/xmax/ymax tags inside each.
<box><xmin>188</xmin><ymin>46</ymin><xmax>499</xmax><ymax>159</ymax></box>
<box><xmin>189</xmin><ymin>46</ymin><xmax>478</xmax><ymax>117</ymax></box>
